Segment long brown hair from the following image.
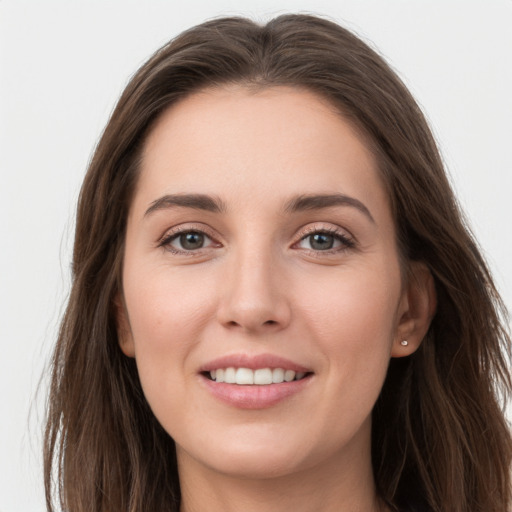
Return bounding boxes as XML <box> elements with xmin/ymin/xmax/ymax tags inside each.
<box><xmin>44</xmin><ymin>14</ymin><xmax>512</xmax><ymax>512</ymax></box>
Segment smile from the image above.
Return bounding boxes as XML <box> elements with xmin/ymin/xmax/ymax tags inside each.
<box><xmin>208</xmin><ymin>367</ymin><xmax>308</xmax><ymax>385</ymax></box>
<box><xmin>200</xmin><ymin>355</ymin><xmax>314</xmax><ymax>409</ymax></box>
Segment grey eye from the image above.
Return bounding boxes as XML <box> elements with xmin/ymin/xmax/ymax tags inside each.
<box><xmin>297</xmin><ymin>231</ymin><xmax>350</xmax><ymax>252</ymax></box>
<box><xmin>171</xmin><ymin>231</ymin><xmax>211</xmax><ymax>251</ymax></box>
<box><xmin>308</xmin><ymin>233</ymin><xmax>335</xmax><ymax>250</ymax></box>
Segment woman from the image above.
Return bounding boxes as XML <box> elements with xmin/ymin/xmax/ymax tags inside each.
<box><xmin>44</xmin><ymin>14</ymin><xmax>512</xmax><ymax>512</ymax></box>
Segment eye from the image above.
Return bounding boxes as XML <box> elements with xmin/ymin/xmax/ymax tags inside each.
<box><xmin>160</xmin><ymin>229</ymin><xmax>216</xmax><ymax>253</ymax></box>
<box><xmin>296</xmin><ymin>229</ymin><xmax>354</xmax><ymax>252</ymax></box>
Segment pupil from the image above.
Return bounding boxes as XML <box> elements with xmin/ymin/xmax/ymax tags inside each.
<box><xmin>180</xmin><ymin>232</ymin><xmax>204</xmax><ymax>250</ymax></box>
<box><xmin>310</xmin><ymin>233</ymin><xmax>333</xmax><ymax>250</ymax></box>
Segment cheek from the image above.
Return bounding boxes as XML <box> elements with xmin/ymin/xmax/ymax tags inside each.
<box><xmin>293</xmin><ymin>264</ymin><xmax>401</xmax><ymax>435</ymax></box>
<box><xmin>121</xmin><ymin>265</ymin><xmax>217</xmax><ymax>409</ymax></box>
<box><xmin>124</xmin><ymin>264</ymin><xmax>217</xmax><ymax>349</ymax></box>
<box><xmin>122</xmin><ymin>266</ymin><xmax>219</xmax><ymax>430</ymax></box>
<box><xmin>297</xmin><ymin>261</ymin><xmax>402</xmax><ymax>369</ymax></box>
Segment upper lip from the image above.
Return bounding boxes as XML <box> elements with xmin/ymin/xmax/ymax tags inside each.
<box><xmin>200</xmin><ymin>353</ymin><xmax>311</xmax><ymax>373</ymax></box>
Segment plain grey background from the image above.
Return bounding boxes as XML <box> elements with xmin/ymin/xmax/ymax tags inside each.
<box><xmin>1</xmin><ymin>1</ymin><xmax>511</xmax><ymax>510</ymax></box>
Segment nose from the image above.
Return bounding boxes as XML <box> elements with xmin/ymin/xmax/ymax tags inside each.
<box><xmin>216</xmin><ymin>250</ymin><xmax>292</xmax><ymax>334</ymax></box>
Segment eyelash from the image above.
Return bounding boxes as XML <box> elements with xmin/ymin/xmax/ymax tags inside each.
<box><xmin>157</xmin><ymin>224</ymin><xmax>355</xmax><ymax>256</ymax></box>
<box><xmin>157</xmin><ymin>224</ymin><xmax>219</xmax><ymax>255</ymax></box>
<box><xmin>295</xmin><ymin>226</ymin><xmax>355</xmax><ymax>255</ymax></box>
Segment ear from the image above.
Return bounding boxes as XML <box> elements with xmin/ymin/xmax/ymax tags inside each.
<box><xmin>114</xmin><ymin>294</ymin><xmax>136</xmax><ymax>358</ymax></box>
<box><xmin>391</xmin><ymin>261</ymin><xmax>437</xmax><ymax>358</ymax></box>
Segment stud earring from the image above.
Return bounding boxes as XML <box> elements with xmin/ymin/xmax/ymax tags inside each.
<box><xmin>400</xmin><ymin>340</ymin><xmax>409</xmax><ymax>346</ymax></box>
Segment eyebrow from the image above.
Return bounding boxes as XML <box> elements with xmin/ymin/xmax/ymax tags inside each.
<box><xmin>284</xmin><ymin>194</ymin><xmax>375</xmax><ymax>223</ymax></box>
<box><xmin>144</xmin><ymin>192</ymin><xmax>374</xmax><ymax>223</ymax></box>
<box><xmin>144</xmin><ymin>194</ymin><xmax>227</xmax><ymax>216</ymax></box>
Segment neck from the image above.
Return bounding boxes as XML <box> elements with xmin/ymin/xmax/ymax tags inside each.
<box><xmin>178</xmin><ymin>435</ymin><xmax>385</xmax><ymax>512</ymax></box>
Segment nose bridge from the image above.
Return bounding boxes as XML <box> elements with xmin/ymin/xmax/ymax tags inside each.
<box><xmin>218</xmin><ymin>237</ymin><xmax>290</xmax><ymax>332</ymax></box>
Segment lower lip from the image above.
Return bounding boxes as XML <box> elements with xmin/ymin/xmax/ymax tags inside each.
<box><xmin>201</xmin><ymin>375</ymin><xmax>312</xmax><ymax>409</ymax></box>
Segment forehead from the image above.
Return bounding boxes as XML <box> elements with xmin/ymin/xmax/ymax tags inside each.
<box><xmin>134</xmin><ymin>85</ymin><xmax>390</xmax><ymax>220</ymax></box>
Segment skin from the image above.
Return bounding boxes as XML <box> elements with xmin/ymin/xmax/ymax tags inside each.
<box><xmin>117</xmin><ymin>86</ymin><xmax>435</xmax><ymax>512</ymax></box>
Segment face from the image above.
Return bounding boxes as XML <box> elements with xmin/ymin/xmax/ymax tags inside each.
<box><xmin>118</xmin><ymin>86</ymin><xmax>421</xmax><ymax>480</ymax></box>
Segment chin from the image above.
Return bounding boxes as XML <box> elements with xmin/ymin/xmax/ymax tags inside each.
<box><xmin>177</xmin><ymin>429</ymin><xmax>315</xmax><ymax>480</ymax></box>
<box><xmin>208</xmin><ymin>452</ymin><xmax>308</xmax><ymax>480</ymax></box>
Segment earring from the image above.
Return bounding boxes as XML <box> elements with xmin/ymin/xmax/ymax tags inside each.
<box><xmin>400</xmin><ymin>340</ymin><xmax>409</xmax><ymax>346</ymax></box>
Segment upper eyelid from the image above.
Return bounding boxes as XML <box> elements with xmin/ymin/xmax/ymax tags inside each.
<box><xmin>294</xmin><ymin>222</ymin><xmax>355</xmax><ymax>241</ymax></box>
<box><xmin>158</xmin><ymin>222</ymin><xmax>219</xmax><ymax>243</ymax></box>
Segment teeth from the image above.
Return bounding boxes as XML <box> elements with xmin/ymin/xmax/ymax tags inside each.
<box><xmin>272</xmin><ymin>368</ymin><xmax>284</xmax><ymax>383</ymax></box>
<box><xmin>224</xmin><ymin>367</ymin><xmax>236</xmax><ymax>384</ymax></box>
<box><xmin>254</xmin><ymin>368</ymin><xmax>272</xmax><ymax>385</ymax></box>
<box><xmin>208</xmin><ymin>367</ymin><xmax>308</xmax><ymax>385</ymax></box>
<box><xmin>284</xmin><ymin>370</ymin><xmax>296</xmax><ymax>382</ymax></box>
<box><xmin>236</xmin><ymin>368</ymin><xmax>254</xmax><ymax>385</ymax></box>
